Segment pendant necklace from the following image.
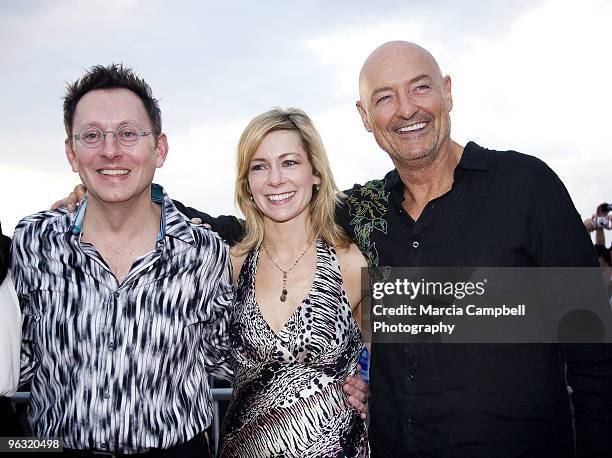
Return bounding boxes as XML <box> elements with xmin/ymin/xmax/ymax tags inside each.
<box><xmin>262</xmin><ymin>239</ymin><xmax>314</xmax><ymax>302</ymax></box>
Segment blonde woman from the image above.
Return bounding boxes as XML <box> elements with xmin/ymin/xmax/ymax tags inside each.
<box><xmin>220</xmin><ymin>108</ymin><xmax>369</xmax><ymax>457</ymax></box>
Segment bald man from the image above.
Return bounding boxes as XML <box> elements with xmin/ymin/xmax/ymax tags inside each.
<box><xmin>335</xmin><ymin>41</ymin><xmax>612</xmax><ymax>457</ymax></box>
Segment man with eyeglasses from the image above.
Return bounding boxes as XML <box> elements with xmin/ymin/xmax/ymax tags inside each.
<box><xmin>10</xmin><ymin>64</ymin><xmax>232</xmax><ymax>457</ymax></box>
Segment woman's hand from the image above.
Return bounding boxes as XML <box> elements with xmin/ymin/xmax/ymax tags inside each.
<box><xmin>343</xmin><ymin>366</ymin><xmax>369</xmax><ymax>419</ymax></box>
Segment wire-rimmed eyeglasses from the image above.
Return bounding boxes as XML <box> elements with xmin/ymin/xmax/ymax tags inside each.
<box><xmin>72</xmin><ymin>125</ymin><xmax>156</xmax><ymax>148</ymax></box>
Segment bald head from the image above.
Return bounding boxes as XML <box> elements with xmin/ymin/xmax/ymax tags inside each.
<box><xmin>359</xmin><ymin>41</ymin><xmax>443</xmax><ymax>104</ymax></box>
<box><xmin>355</xmin><ymin>41</ymin><xmax>455</xmax><ymax>169</ymax></box>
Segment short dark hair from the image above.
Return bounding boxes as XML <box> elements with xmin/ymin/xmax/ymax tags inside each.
<box><xmin>595</xmin><ymin>244</ymin><xmax>611</xmax><ymax>267</ymax></box>
<box><xmin>63</xmin><ymin>63</ymin><xmax>162</xmax><ymax>139</ymax></box>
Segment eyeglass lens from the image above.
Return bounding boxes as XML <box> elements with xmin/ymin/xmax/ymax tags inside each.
<box><xmin>78</xmin><ymin>125</ymin><xmax>142</xmax><ymax>147</ymax></box>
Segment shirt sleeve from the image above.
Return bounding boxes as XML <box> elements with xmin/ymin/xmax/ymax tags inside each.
<box><xmin>531</xmin><ymin>160</ymin><xmax>612</xmax><ymax>453</ymax></box>
<box><xmin>172</xmin><ymin>199</ymin><xmax>245</xmax><ymax>246</ymax></box>
<box><xmin>531</xmin><ymin>160</ymin><xmax>598</xmax><ymax>268</ymax></box>
<box><xmin>9</xmin><ymin>233</ymin><xmax>39</xmax><ymax>387</ymax></box>
<box><xmin>335</xmin><ymin>196</ymin><xmax>351</xmax><ymax>235</ymax></box>
<box><xmin>198</xmin><ymin>241</ymin><xmax>234</xmax><ymax>382</ymax></box>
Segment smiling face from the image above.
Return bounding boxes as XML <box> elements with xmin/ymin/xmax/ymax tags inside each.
<box><xmin>65</xmin><ymin>88</ymin><xmax>168</xmax><ymax>207</ymax></box>
<box><xmin>247</xmin><ymin>130</ymin><xmax>320</xmax><ymax>225</ymax></box>
<box><xmin>357</xmin><ymin>42</ymin><xmax>453</xmax><ymax>167</ymax></box>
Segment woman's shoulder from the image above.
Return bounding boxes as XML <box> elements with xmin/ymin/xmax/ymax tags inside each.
<box><xmin>331</xmin><ymin>242</ymin><xmax>367</xmax><ymax>315</ymax></box>
<box><xmin>334</xmin><ymin>243</ymin><xmax>368</xmax><ymax>292</ymax></box>
<box><xmin>334</xmin><ymin>242</ymin><xmax>368</xmax><ymax>270</ymax></box>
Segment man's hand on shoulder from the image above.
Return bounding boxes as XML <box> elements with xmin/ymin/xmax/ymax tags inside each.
<box><xmin>51</xmin><ymin>184</ymin><xmax>86</xmax><ymax>212</ymax></box>
<box><xmin>188</xmin><ymin>217</ymin><xmax>212</xmax><ymax>230</ymax></box>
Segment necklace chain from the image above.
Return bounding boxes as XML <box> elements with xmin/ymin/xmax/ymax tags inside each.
<box><xmin>262</xmin><ymin>239</ymin><xmax>314</xmax><ymax>302</ymax></box>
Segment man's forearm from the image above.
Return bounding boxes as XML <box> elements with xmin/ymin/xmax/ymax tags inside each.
<box><xmin>172</xmin><ymin>199</ymin><xmax>244</xmax><ymax>245</ymax></box>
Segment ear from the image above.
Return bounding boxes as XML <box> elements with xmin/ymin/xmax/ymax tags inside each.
<box><xmin>65</xmin><ymin>138</ymin><xmax>79</xmax><ymax>173</ymax></box>
<box><xmin>313</xmin><ymin>175</ymin><xmax>321</xmax><ymax>186</ymax></box>
<box><xmin>154</xmin><ymin>133</ymin><xmax>169</xmax><ymax>168</ymax></box>
<box><xmin>356</xmin><ymin>101</ymin><xmax>373</xmax><ymax>132</ymax></box>
<box><xmin>443</xmin><ymin>75</ymin><xmax>453</xmax><ymax>112</ymax></box>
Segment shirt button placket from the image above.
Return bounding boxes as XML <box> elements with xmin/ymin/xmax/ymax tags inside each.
<box><xmin>404</xmin><ymin>399</ymin><xmax>418</xmax><ymax>444</ymax></box>
<box><xmin>102</xmin><ymin>291</ymin><xmax>119</xmax><ymax>409</ymax></box>
<box><xmin>110</xmin><ymin>292</ymin><xmax>119</xmax><ymax>351</ymax></box>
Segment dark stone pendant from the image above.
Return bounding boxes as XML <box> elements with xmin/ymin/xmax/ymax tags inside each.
<box><xmin>280</xmin><ymin>289</ymin><xmax>288</xmax><ymax>302</ymax></box>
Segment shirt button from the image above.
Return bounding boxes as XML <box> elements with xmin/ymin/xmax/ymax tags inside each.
<box><xmin>104</xmin><ymin>392</ymin><xmax>110</xmax><ymax>399</ymax></box>
<box><xmin>100</xmin><ymin>443</ymin><xmax>107</xmax><ymax>449</ymax></box>
<box><xmin>113</xmin><ymin>291</ymin><xmax>120</xmax><ymax>299</ymax></box>
<box><xmin>412</xmin><ymin>241</ymin><xmax>419</xmax><ymax>248</ymax></box>
<box><xmin>407</xmin><ymin>373</ymin><xmax>415</xmax><ymax>382</ymax></box>
<box><xmin>407</xmin><ymin>418</ymin><xmax>414</xmax><ymax>426</ymax></box>
<box><xmin>109</xmin><ymin>340</ymin><xmax>115</xmax><ymax>350</ymax></box>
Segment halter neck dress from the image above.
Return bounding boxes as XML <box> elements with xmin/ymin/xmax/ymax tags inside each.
<box><xmin>220</xmin><ymin>239</ymin><xmax>369</xmax><ymax>457</ymax></box>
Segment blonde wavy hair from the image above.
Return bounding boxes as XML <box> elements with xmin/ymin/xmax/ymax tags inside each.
<box><xmin>233</xmin><ymin>107</ymin><xmax>349</xmax><ymax>255</ymax></box>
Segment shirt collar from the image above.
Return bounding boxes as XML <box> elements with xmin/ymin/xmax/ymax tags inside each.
<box><xmin>68</xmin><ymin>184</ymin><xmax>197</xmax><ymax>247</ymax></box>
<box><xmin>384</xmin><ymin>141</ymin><xmax>488</xmax><ymax>191</ymax></box>
<box><xmin>457</xmin><ymin>141</ymin><xmax>488</xmax><ymax>171</ymax></box>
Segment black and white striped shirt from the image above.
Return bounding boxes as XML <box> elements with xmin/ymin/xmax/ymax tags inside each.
<box><xmin>11</xmin><ymin>184</ymin><xmax>232</xmax><ymax>453</ymax></box>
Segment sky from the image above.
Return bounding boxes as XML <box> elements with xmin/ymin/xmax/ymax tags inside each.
<box><xmin>0</xmin><ymin>0</ymin><xmax>610</xmax><ymax>237</ymax></box>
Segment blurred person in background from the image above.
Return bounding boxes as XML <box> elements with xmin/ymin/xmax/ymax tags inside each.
<box><xmin>584</xmin><ymin>202</ymin><xmax>612</xmax><ymax>245</ymax></box>
<box><xmin>594</xmin><ymin>244</ymin><xmax>612</xmax><ymax>307</ymax></box>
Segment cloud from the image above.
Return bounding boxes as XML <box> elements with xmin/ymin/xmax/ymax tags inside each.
<box><xmin>1</xmin><ymin>0</ymin><xmax>609</xmax><ymax>236</ymax></box>
<box><xmin>0</xmin><ymin>165</ymin><xmax>76</xmax><ymax>235</ymax></box>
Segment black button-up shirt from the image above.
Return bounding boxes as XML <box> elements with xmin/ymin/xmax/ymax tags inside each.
<box><xmin>336</xmin><ymin>142</ymin><xmax>612</xmax><ymax>457</ymax></box>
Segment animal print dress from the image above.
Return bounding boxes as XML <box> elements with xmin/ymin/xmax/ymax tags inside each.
<box><xmin>219</xmin><ymin>239</ymin><xmax>369</xmax><ymax>457</ymax></box>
